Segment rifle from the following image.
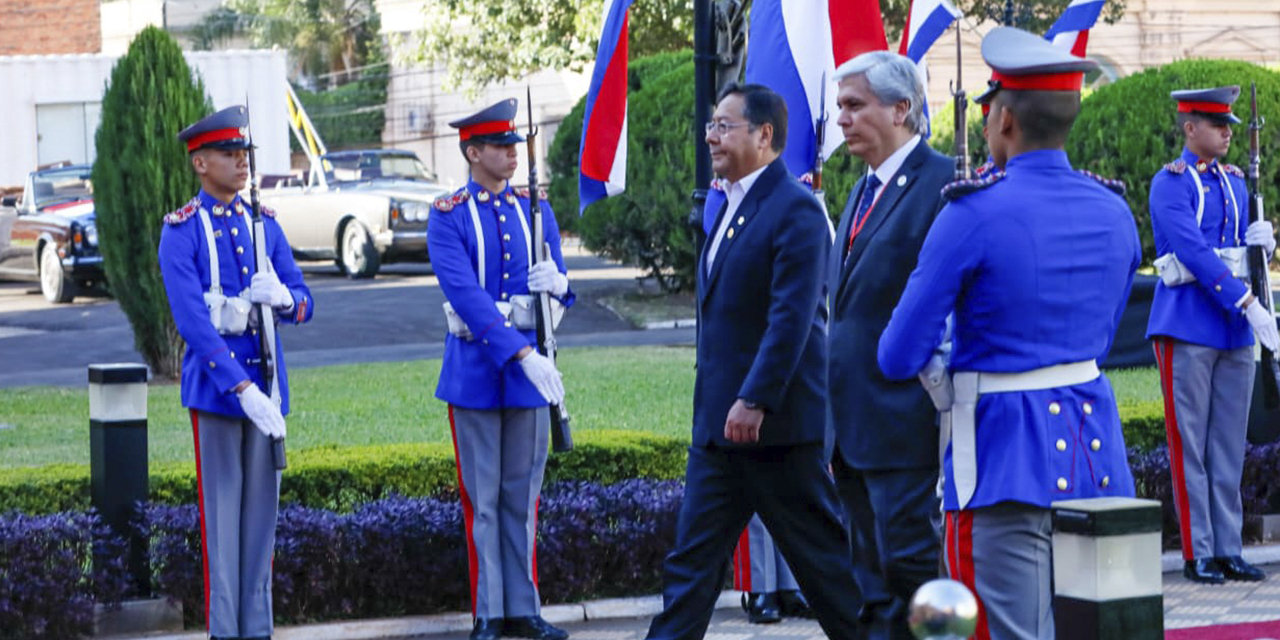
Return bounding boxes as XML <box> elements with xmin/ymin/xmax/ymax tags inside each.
<box><xmin>812</xmin><ymin>72</ymin><xmax>830</xmax><ymax>220</ymax></box>
<box><xmin>526</xmin><ymin>88</ymin><xmax>574</xmax><ymax>452</ymax></box>
<box><xmin>951</xmin><ymin>25</ymin><xmax>970</xmax><ymax>181</ymax></box>
<box><xmin>1246</xmin><ymin>82</ymin><xmax>1280</xmax><ymax>409</ymax></box>
<box><xmin>245</xmin><ymin>105</ymin><xmax>288</xmax><ymax>469</ymax></box>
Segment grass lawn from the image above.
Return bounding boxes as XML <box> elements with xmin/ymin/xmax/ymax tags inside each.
<box><xmin>0</xmin><ymin>344</ymin><xmax>1161</xmax><ymax>470</ymax></box>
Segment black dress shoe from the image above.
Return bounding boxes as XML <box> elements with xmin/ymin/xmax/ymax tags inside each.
<box><xmin>1215</xmin><ymin>555</ymin><xmax>1267</xmax><ymax>582</ymax></box>
<box><xmin>744</xmin><ymin>592</ymin><xmax>782</xmax><ymax>624</ymax></box>
<box><xmin>1184</xmin><ymin>558</ymin><xmax>1226</xmax><ymax>584</ymax></box>
<box><xmin>504</xmin><ymin>616</ymin><xmax>568</xmax><ymax>640</ymax></box>
<box><xmin>471</xmin><ymin>618</ymin><xmax>504</xmax><ymax>640</ymax></box>
<box><xmin>778</xmin><ymin>590</ymin><xmax>815</xmax><ymax>619</ymax></box>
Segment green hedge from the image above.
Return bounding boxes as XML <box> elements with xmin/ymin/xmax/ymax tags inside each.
<box><xmin>0</xmin><ymin>430</ymin><xmax>688</xmax><ymax>516</ymax></box>
<box><xmin>0</xmin><ymin>405</ymin><xmax>1172</xmax><ymax>516</ymax></box>
<box><xmin>1066</xmin><ymin>59</ymin><xmax>1280</xmax><ymax>266</ymax></box>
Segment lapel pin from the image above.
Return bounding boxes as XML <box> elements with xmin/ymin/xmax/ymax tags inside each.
<box><xmin>896</xmin><ymin>175</ymin><xmax>907</xmax><ymax>187</ymax></box>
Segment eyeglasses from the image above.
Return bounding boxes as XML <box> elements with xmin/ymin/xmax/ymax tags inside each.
<box><xmin>704</xmin><ymin>120</ymin><xmax>754</xmax><ymax>135</ymax></box>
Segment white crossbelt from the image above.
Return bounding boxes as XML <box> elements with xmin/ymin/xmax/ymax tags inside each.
<box><xmin>944</xmin><ymin>359</ymin><xmax>1100</xmax><ymax>509</ymax></box>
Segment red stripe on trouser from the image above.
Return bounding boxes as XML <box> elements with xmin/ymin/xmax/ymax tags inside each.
<box><xmin>532</xmin><ymin>496</ymin><xmax>540</xmax><ymax>588</ymax></box>
<box><xmin>1154</xmin><ymin>338</ymin><xmax>1195</xmax><ymax>560</ymax></box>
<box><xmin>945</xmin><ymin>511</ymin><xmax>990</xmax><ymax>640</ymax></box>
<box><xmin>733</xmin><ymin>527</ymin><xmax>752</xmax><ymax>592</ymax></box>
<box><xmin>190</xmin><ymin>410</ymin><xmax>212</xmax><ymax>630</ymax></box>
<box><xmin>448</xmin><ymin>406</ymin><xmax>481</xmax><ymax>617</ymax></box>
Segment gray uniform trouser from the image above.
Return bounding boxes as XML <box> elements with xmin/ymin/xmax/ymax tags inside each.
<box><xmin>944</xmin><ymin>503</ymin><xmax>1053</xmax><ymax>640</ymax></box>
<box><xmin>735</xmin><ymin>514</ymin><xmax>798</xmax><ymax>593</ymax></box>
<box><xmin>191</xmin><ymin>410</ymin><xmax>281</xmax><ymax>639</ymax></box>
<box><xmin>450</xmin><ymin>405</ymin><xmax>550</xmax><ymax>620</ymax></box>
<box><xmin>1154</xmin><ymin>338</ymin><xmax>1253</xmax><ymax>560</ymax></box>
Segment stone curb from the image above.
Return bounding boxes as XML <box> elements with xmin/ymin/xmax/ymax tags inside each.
<box><xmin>104</xmin><ymin>592</ymin><xmax>739</xmax><ymax>640</ymax></box>
<box><xmin>640</xmin><ymin>318</ymin><xmax>697</xmax><ymax>330</ymax></box>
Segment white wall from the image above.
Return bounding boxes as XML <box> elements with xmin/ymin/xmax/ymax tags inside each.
<box><xmin>0</xmin><ymin>49</ymin><xmax>290</xmax><ymax>187</ymax></box>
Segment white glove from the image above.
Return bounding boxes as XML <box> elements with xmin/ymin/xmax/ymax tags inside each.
<box><xmin>527</xmin><ymin>261</ymin><xmax>569</xmax><ymax>297</ymax></box>
<box><xmin>519</xmin><ymin>350</ymin><xmax>565</xmax><ymax>405</ymax></box>
<box><xmin>1246</xmin><ymin>221</ymin><xmax>1276</xmax><ymax>259</ymax></box>
<box><xmin>1245</xmin><ymin>298</ymin><xmax>1280</xmax><ymax>353</ymax></box>
<box><xmin>249</xmin><ymin>271</ymin><xmax>294</xmax><ymax>310</ymax></box>
<box><xmin>237</xmin><ymin>384</ymin><xmax>287</xmax><ymax>439</ymax></box>
<box><xmin>917</xmin><ymin>353</ymin><xmax>953</xmax><ymax>411</ymax></box>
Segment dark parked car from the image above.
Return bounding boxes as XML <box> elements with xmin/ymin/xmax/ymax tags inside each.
<box><xmin>0</xmin><ymin>163</ymin><xmax>104</xmax><ymax>303</ymax></box>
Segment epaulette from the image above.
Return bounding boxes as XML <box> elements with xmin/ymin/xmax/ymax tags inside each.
<box><xmin>798</xmin><ymin>172</ymin><xmax>813</xmax><ymax>186</ymax></box>
<box><xmin>231</xmin><ymin>200</ymin><xmax>275</xmax><ymax>218</ymax></box>
<box><xmin>709</xmin><ymin>178</ymin><xmax>728</xmax><ymax>192</ymax></box>
<box><xmin>974</xmin><ymin>160</ymin><xmax>997</xmax><ymax>178</ymax></box>
<box><xmin>261</xmin><ymin>204</ymin><xmax>277</xmax><ymax>218</ymax></box>
<box><xmin>513</xmin><ymin>186</ymin><xmax>549</xmax><ymax>200</ymax></box>
<box><xmin>1077</xmin><ymin>169</ymin><xmax>1126</xmax><ymax>196</ymax></box>
<box><xmin>1164</xmin><ymin>159</ymin><xmax>1187</xmax><ymax>174</ymax></box>
<box><xmin>163</xmin><ymin>197</ymin><xmax>201</xmax><ymax>225</ymax></box>
<box><xmin>433</xmin><ymin>190</ymin><xmax>470</xmax><ymax>213</ymax></box>
<box><xmin>1222</xmin><ymin>163</ymin><xmax>1244</xmax><ymax>178</ymax></box>
<box><xmin>941</xmin><ymin>171</ymin><xmax>1006</xmax><ymax>201</ymax></box>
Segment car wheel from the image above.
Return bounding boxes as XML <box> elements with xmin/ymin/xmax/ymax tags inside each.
<box><xmin>338</xmin><ymin>220</ymin><xmax>380</xmax><ymax>279</ymax></box>
<box><xmin>39</xmin><ymin>243</ymin><xmax>75</xmax><ymax>303</ymax></box>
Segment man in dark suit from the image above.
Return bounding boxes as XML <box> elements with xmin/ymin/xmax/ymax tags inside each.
<box><xmin>643</xmin><ymin>83</ymin><xmax>864</xmax><ymax>640</ymax></box>
<box><xmin>827</xmin><ymin>51</ymin><xmax>954</xmax><ymax>640</ymax></box>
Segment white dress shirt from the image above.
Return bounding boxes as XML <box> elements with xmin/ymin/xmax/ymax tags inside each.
<box><xmin>866</xmin><ymin>134</ymin><xmax>922</xmax><ymax>201</ymax></box>
<box><xmin>706</xmin><ymin>162</ymin><xmax>769</xmax><ymax>275</ymax></box>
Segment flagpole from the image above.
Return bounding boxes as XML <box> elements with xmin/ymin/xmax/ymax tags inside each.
<box><xmin>691</xmin><ymin>0</ymin><xmax>714</xmax><ymax>256</ymax></box>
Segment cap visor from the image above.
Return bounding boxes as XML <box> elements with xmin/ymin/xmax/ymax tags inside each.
<box><xmin>198</xmin><ymin>139</ymin><xmax>253</xmax><ymax>151</ymax></box>
<box><xmin>974</xmin><ymin>85</ymin><xmax>998</xmax><ymax>105</ymax></box>
<box><xmin>1196</xmin><ymin>111</ymin><xmax>1241</xmax><ymax>125</ymax></box>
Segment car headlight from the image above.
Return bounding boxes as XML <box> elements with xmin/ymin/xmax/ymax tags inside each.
<box><xmin>85</xmin><ymin>224</ymin><xmax>98</xmax><ymax>247</ymax></box>
<box><xmin>393</xmin><ymin>200</ymin><xmax>430</xmax><ymax>223</ymax></box>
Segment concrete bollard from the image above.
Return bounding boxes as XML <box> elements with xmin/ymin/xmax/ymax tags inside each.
<box><xmin>88</xmin><ymin>363</ymin><xmax>150</xmax><ymax>596</ymax></box>
<box><xmin>1052</xmin><ymin>497</ymin><xmax>1163</xmax><ymax>640</ymax></box>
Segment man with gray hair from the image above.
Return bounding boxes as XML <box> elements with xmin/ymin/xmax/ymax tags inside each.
<box><xmin>826</xmin><ymin>50</ymin><xmax>953</xmax><ymax>640</ymax></box>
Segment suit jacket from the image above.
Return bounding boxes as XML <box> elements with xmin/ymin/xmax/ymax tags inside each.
<box><xmin>693</xmin><ymin>158</ymin><xmax>831</xmax><ymax>448</ymax></box>
<box><xmin>828</xmin><ymin>140</ymin><xmax>954</xmax><ymax>469</ymax></box>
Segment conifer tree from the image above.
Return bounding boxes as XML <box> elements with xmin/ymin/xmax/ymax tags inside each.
<box><xmin>92</xmin><ymin>26</ymin><xmax>211</xmax><ymax>379</ymax></box>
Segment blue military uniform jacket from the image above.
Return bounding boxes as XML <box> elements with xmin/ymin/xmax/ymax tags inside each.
<box><xmin>1146</xmin><ymin>148</ymin><xmax>1252</xmax><ymax>350</ymax></box>
<box><xmin>158</xmin><ymin>190</ymin><xmax>314</xmax><ymax>417</ymax></box>
<box><xmin>428</xmin><ymin>180</ymin><xmax>574</xmax><ymax>410</ymax></box>
<box><xmin>878</xmin><ymin>150</ymin><xmax>1141</xmax><ymax>511</ymax></box>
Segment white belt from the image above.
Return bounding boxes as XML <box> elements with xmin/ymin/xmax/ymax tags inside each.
<box><xmin>943</xmin><ymin>360</ymin><xmax>1100</xmax><ymax>509</ymax></box>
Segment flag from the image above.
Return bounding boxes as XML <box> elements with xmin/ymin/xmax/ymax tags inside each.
<box><xmin>743</xmin><ymin>0</ymin><xmax>885</xmax><ymax>178</ymax></box>
<box><xmin>1045</xmin><ymin>0</ymin><xmax>1106</xmax><ymax>56</ymax></box>
<box><xmin>898</xmin><ymin>0</ymin><xmax>962</xmax><ymax>138</ymax></box>
<box><xmin>578</xmin><ymin>0</ymin><xmax>633</xmax><ymax>213</ymax></box>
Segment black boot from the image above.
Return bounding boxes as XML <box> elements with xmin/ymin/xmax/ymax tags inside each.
<box><xmin>1183</xmin><ymin>558</ymin><xmax>1226</xmax><ymax>584</ymax></box>
<box><xmin>743</xmin><ymin>592</ymin><xmax>782</xmax><ymax>624</ymax></box>
<box><xmin>471</xmin><ymin>618</ymin><xmax>504</xmax><ymax>640</ymax></box>
<box><xmin>1215</xmin><ymin>555</ymin><xmax>1266</xmax><ymax>582</ymax></box>
<box><xmin>504</xmin><ymin>616</ymin><xmax>568</xmax><ymax>640</ymax></box>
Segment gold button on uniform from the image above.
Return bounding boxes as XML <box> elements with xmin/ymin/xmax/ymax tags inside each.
<box><xmin>1215</xmin><ymin>284</ymin><xmax>1222</xmax><ymax>292</ymax></box>
<box><xmin>230</xmin><ymin>351</ymin><xmax>235</xmax><ymax>359</ymax></box>
<box><xmin>231</xmin><ymin>228</ymin><xmax>239</xmax><ymax>236</ymax></box>
<box><xmin>1057</xmin><ymin>478</ymin><xmax>1068</xmax><ymax>490</ymax></box>
<box><xmin>236</xmin><ymin>246</ymin><xmax>244</xmax><ymax>255</ymax></box>
<box><xmin>1091</xmin><ymin>439</ymin><xmax>1101</xmax><ymax>451</ymax></box>
<box><xmin>737</xmin><ymin>216</ymin><xmax>745</xmax><ymax>225</ymax></box>
<box><xmin>727</xmin><ymin>228</ymin><xmax>735</xmax><ymax>239</ymax></box>
<box><xmin>503</xmin><ymin>321</ymin><xmax>513</xmax><ymax>328</ymax></box>
<box><xmin>501</xmin><ymin>292</ymin><xmax>509</xmax><ymax>300</ymax></box>
<box><xmin>1049</xmin><ymin>402</ymin><xmax>1061</xmax><ymax>415</ymax></box>
<box><xmin>503</xmin><ymin>233</ymin><xmax>511</xmax><ymax>242</ymax></box>
<box><xmin>1083</xmin><ymin>402</ymin><xmax>1093</xmax><ymax>415</ymax></box>
<box><xmin>503</xmin><ymin>273</ymin><xmax>510</xmax><ymax>280</ymax></box>
<box><xmin>208</xmin><ymin>361</ymin><xmax>216</xmax><ymax>368</ymax></box>
<box><xmin>1056</xmin><ymin>439</ymin><xmax>1067</xmax><ymax>452</ymax></box>
<box><xmin>478</xmin><ymin>191</ymin><xmax>490</xmax><ymax>202</ymax></box>
<box><xmin>241</xmin><ymin>267</ymin><xmax>249</xmax><ymax>275</ymax></box>
<box><xmin>504</xmin><ymin>253</ymin><xmax>512</xmax><ymax>261</ymax></box>
<box><xmin>1101</xmin><ymin>476</ymin><xmax>1110</xmax><ymax>488</ymax></box>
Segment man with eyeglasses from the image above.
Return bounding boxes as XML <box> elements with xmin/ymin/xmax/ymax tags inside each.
<box><xmin>643</xmin><ymin>82</ymin><xmax>865</xmax><ymax>640</ymax></box>
<box><xmin>826</xmin><ymin>50</ymin><xmax>953</xmax><ymax>640</ymax></box>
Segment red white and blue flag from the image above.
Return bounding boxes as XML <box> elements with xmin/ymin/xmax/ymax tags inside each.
<box><xmin>1044</xmin><ymin>0</ymin><xmax>1106</xmax><ymax>56</ymax></box>
<box><xmin>898</xmin><ymin>0</ymin><xmax>961</xmax><ymax>138</ymax></box>
<box><xmin>578</xmin><ymin>0</ymin><xmax>633</xmax><ymax>213</ymax></box>
<box><xmin>744</xmin><ymin>0</ymin><xmax>886</xmax><ymax>178</ymax></box>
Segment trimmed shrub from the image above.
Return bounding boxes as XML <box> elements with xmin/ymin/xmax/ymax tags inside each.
<box><xmin>0</xmin><ymin>430</ymin><xmax>689</xmax><ymax>515</ymax></box>
<box><xmin>1118</xmin><ymin>401</ymin><xmax>1168</xmax><ymax>452</ymax></box>
<box><xmin>91</xmin><ymin>27</ymin><xmax>211</xmax><ymax>380</ymax></box>
<box><xmin>0</xmin><ymin>511</ymin><xmax>129</xmax><ymax>640</ymax></box>
<box><xmin>1066</xmin><ymin>59</ymin><xmax>1280</xmax><ymax>266</ymax></box>
<box><xmin>139</xmin><ymin>480</ymin><xmax>682</xmax><ymax>627</ymax></box>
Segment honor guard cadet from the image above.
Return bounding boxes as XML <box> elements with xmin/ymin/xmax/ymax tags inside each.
<box><xmin>878</xmin><ymin>28</ymin><xmax>1141</xmax><ymax>640</ymax></box>
<box><xmin>158</xmin><ymin>105</ymin><xmax>314</xmax><ymax>640</ymax></box>
<box><xmin>427</xmin><ymin>99</ymin><xmax>575</xmax><ymax>640</ymax></box>
<box><xmin>732</xmin><ymin>515</ymin><xmax>811</xmax><ymax>624</ymax></box>
<box><xmin>1148</xmin><ymin>86</ymin><xmax>1274</xmax><ymax>584</ymax></box>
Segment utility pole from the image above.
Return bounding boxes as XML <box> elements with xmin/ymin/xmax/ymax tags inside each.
<box><xmin>691</xmin><ymin>0</ymin><xmax>715</xmax><ymax>255</ymax></box>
